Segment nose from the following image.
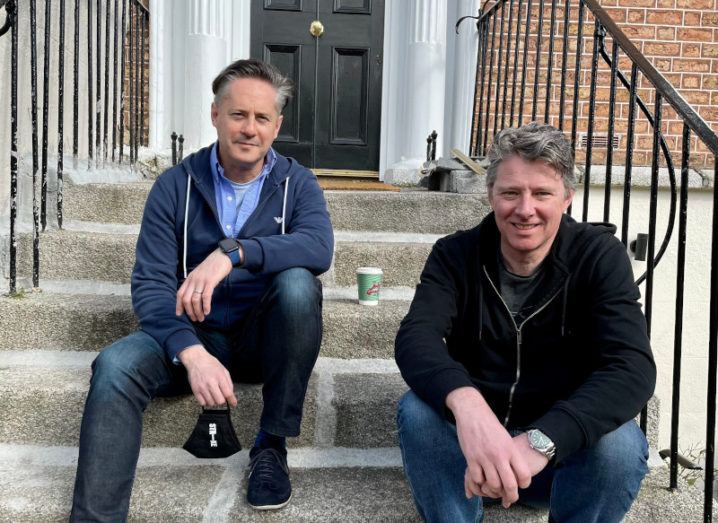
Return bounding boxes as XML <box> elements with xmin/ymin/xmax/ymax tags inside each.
<box><xmin>241</xmin><ymin>116</ymin><xmax>257</xmax><ymax>137</ymax></box>
<box><xmin>515</xmin><ymin>194</ymin><xmax>535</xmax><ymax>218</ymax></box>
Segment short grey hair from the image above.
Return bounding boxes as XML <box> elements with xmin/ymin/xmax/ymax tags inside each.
<box><xmin>486</xmin><ymin>123</ymin><xmax>576</xmax><ymax>193</ymax></box>
<box><xmin>212</xmin><ymin>59</ymin><xmax>293</xmax><ymax>115</ymax></box>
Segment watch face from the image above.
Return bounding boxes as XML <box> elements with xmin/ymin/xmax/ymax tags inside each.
<box><xmin>529</xmin><ymin>430</ymin><xmax>553</xmax><ymax>451</ymax></box>
<box><xmin>219</xmin><ymin>238</ymin><xmax>238</xmax><ymax>253</ymax></box>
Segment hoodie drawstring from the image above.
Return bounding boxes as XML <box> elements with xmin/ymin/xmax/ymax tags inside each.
<box><xmin>183</xmin><ymin>174</ymin><xmax>192</xmax><ymax>279</ymax></box>
<box><xmin>560</xmin><ymin>276</ymin><xmax>570</xmax><ymax>337</ymax></box>
<box><xmin>281</xmin><ymin>176</ymin><xmax>290</xmax><ymax>235</ymax></box>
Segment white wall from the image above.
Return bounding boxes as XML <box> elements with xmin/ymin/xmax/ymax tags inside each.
<box><xmin>572</xmin><ymin>182</ymin><xmax>716</xmax><ymax>451</ymax></box>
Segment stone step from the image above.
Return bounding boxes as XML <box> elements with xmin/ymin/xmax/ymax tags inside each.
<box><xmin>0</xmin><ymin>292</ymin><xmax>409</xmax><ymax>358</ymax></box>
<box><xmin>0</xmin><ymin>444</ymin><xmax>704</xmax><ymax>522</ymax></box>
<box><xmin>17</xmin><ymin>228</ymin><xmax>435</xmax><ymax>287</ymax></box>
<box><xmin>63</xmin><ymin>181</ymin><xmax>489</xmax><ymax>233</ymax></box>
<box><xmin>0</xmin><ymin>353</ymin><xmax>405</xmax><ymax>449</ymax></box>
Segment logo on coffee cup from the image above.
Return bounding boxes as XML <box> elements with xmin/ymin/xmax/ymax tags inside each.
<box><xmin>366</xmin><ymin>283</ymin><xmax>380</xmax><ymax>296</ymax></box>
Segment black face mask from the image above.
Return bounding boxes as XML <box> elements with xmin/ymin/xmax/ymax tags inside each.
<box><xmin>183</xmin><ymin>405</ymin><xmax>242</xmax><ymax>459</ymax></box>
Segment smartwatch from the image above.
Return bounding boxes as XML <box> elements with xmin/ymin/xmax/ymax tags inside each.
<box><xmin>218</xmin><ymin>238</ymin><xmax>242</xmax><ymax>266</ymax></box>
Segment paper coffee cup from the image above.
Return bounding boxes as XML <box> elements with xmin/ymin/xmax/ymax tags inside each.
<box><xmin>356</xmin><ymin>267</ymin><xmax>383</xmax><ymax>305</ymax></box>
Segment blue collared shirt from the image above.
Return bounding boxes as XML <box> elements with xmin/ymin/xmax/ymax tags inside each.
<box><xmin>210</xmin><ymin>142</ymin><xmax>276</xmax><ymax>237</ymax></box>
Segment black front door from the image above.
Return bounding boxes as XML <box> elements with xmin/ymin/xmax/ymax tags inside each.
<box><xmin>251</xmin><ymin>0</ymin><xmax>384</xmax><ymax>171</ymax></box>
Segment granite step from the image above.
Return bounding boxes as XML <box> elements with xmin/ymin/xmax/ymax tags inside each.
<box><xmin>0</xmin><ymin>444</ymin><xmax>705</xmax><ymax>522</ymax></box>
<box><xmin>0</xmin><ymin>292</ymin><xmax>409</xmax><ymax>358</ymax></box>
<box><xmin>63</xmin><ymin>181</ymin><xmax>489</xmax><ymax>233</ymax></box>
<box><xmin>17</xmin><ymin>228</ymin><xmax>436</xmax><ymax>288</ymax></box>
<box><xmin>0</xmin><ymin>352</ymin><xmax>406</xmax><ymax>449</ymax></box>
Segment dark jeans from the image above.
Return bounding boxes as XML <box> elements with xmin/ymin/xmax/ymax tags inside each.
<box><xmin>397</xmin><ymin>391</ymin><xmax>649</xmax><ymax>523</ymax></box>
<box><xmin>70</xmin><ymin>268</ymin><xmax>322</xmax><ymax>522</ymax></box>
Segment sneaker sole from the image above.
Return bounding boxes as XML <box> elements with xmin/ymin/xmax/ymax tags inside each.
<box><xmin>248</xmin><ymin>493</ymin><xmax>292</xmax><ymax>511</ymax></box>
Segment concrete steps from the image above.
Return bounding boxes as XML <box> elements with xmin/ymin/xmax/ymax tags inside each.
<box><xmin>63</xmin><ymin>181</ymin><xmax>489</xmax><ymax>233</ymax></box>
<box><xmin>0</xmin><ymin>292</ymin><xmax>409</xmax><ymax>358</ymax></box>
<box><xmin>0</xmin><ymin>352</ymin><xmax>405</xmax><ymax>449</ymax></box>
<box><xmin>17</xmin><ymin>228</ymin><xmax>437</xmax><ymax>287</ymax></box>
<box><xmin>0</xmin><ymin>445</ymin><xmax>705</xmax><ymax>522</ymax></box>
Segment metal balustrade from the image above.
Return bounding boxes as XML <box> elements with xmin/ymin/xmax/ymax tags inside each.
<box><xmin>466</xmin><ymin>0</ymin><xmax>718</xmax><ymax>519</ymax></box>
<box><xmin>1</xmin><ymin>0</ymin><xmax>149</xmax><ymax>293</ymax></box>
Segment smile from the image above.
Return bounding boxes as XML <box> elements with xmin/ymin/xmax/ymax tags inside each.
<box><xmin>512</xmin><ymin>223</ymin><xmax>540</xmax><ymax>230</ymax></box>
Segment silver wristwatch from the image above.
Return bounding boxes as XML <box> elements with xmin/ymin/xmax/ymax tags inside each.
<box><xmin>527</xmin><ymin>429</ymin><xmax>556</xmax><ymax>460</ymax></box>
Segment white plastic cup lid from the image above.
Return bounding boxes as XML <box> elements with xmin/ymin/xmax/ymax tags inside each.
<box><xmin>356</xmin><ymin>267</ymin><xmax>383</xmax><ymax>275</ymax></box>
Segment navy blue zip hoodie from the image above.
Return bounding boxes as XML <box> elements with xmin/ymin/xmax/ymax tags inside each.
<box><xmin>131</xmin><ymin>146</ymin><xmax>334</xmax><ymax>362</ymax></box>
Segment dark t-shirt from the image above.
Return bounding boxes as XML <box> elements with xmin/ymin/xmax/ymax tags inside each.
<box><xmin>497</xmin><ymin>253</ymin><xmax>546</xmax><ymax>324</ymax></box>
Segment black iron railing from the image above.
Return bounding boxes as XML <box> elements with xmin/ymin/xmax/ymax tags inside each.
<box><xmin>1</xmin><ymin>0</ymin><xmax>149</xmax><ymax>294</ymax></box>
<box><xmin>468</xmin><ymin>0</ymin><xmax>718</xmax><ymax>519</ymax></box>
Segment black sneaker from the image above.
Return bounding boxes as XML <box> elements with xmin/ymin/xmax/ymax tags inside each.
<box><xmin>247</xmin><ymin>446</ymin><xmax>292</xmax><ymax>510</ymax></box>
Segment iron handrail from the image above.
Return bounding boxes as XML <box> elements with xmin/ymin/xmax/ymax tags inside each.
<box><xmin>478</xmin><ymin>0</ymin><xmax>718</xmax><ymax>155</ymax></box>
<box><xmin>0</xmin><ymin>0</ymin><xmax>13</xmax><ymax>37</ymax></box>
<box><xmin>594</xmin><ymin>29</ymin><xmax>678</xmax><ymax>287</ymax></box>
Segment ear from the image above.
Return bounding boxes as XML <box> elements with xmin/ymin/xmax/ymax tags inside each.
<box><xmin>273</xmin><ymin>114</ymin><xmax>283</xmax><ymax>140</ymax></box>
<box><xmin>563</xmin><ymin>189</ymin><xmax>575</xmax><ymax>212</ymax></box>
<box><xmin>211</xmin><ymin>102</ymin><xmax>218</xmax><ymax>128</ymax></box>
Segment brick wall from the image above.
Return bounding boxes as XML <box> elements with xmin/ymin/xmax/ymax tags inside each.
<box><xmin>121</xmin><ymin>0</ymin><xmax>150</xmax><ymax>148</ymax></box>
<box><xmin>474</xmin><ymin>0</ymin><xmax>718</xmax><ymax>168</ymax></box>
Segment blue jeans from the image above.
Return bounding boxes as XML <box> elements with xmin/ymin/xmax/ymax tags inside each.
<box><xmin>397</xmin><ymin>391</ymin><xmax>648</xmax><ymax>523</ymax></box>
<box><xmin>70</xmin><ymin>268</ymin><xmax>322</xmax><ymax>522</ymax></box>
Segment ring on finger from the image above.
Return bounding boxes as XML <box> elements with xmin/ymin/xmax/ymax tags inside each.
<box><xmin>193</xmin><ymin>289</ymin><xmax>203</xmax><ymax>294</ymax></box>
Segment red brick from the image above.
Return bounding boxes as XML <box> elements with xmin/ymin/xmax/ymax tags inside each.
<box><xmin>627</xmin><ymin>9</ymin><xmax>646</xmax><ymax>23</ymax></box>
<box><xmin>677</xmin><ymin>28</ymin><xmax>713</xmax><ymax>41</ymax></box>
<box><xmin>604</xmin><ymin>8</ymin><xmax>627</xmax><ymax>22</ymax></box>
<box><xmin>704</xmin><ymin>13</ymin><xmax>718</xmax><ymax>27</ymax></box>
<box><xmin>683</xmin><ymin>90</ymin><xmax>711</xmax><ymax>104</ymax></box>
<box><xmin>682</xmin><ymin>43</ymin><xmax>702</xmax><ymax>57</ymax></box>
<box><xmin>704</xmin><ymin>75</ymin><xmax>718</xmax><ymax>89</ymax></box>
<box><xmin>646</xmin><ymin>9</ymin><xmax>683</xmax><ymax>25</ymax></box>
<box><xmin>643</xmin><ymin>42</ymin><xmax>681</xmax><ymax>56</ymax></box>
<box><xmin>673</xmin><ymin>58</ymin><xmax>711</xmax><ymax>72</ymax></box>
<box><xmin>684</xmin><ymin>11</ymin><xmax>701</xmax><ymax>26</ymax></box>
<box><xmin>656</xmin><ymin>27</ymin><xmax>676</xmax><ymax>40</ymax></box>
<box><xmin>656</xmin><ymin>0</ymin><xmax>675</xmax><ymax>6</ymax></box>
<box><xmin>682</xmin><ymin>74</ymin><xmax>702</xmax><ymax>88</ymax></box>
<box><xmin>653</xmin><ymin>57</ymin><xmax>672</xmax><ymax>71</ymax></box>
<box><xmin>663</xmin><ymin>73</ymin><xmax>682</xmax><ymax>85</ymax></box>
<box><xmin>618</xmin><ymin>0</ymin><xmax>655</xmax><ymax>7</ymax></box>
<box><xmin>712</xmin><ymin>92</ymin><xmax>718</xmax><ymax>105</ymax></box>
<box><xmin>703</xmin><ymin>44</ymin><xmax>718</xmax><ymax>58</ymax></box>
<box><xmin>622</xmin><ymin>25</ymin><xmax>656</xmax><ymax>39</ymax></box>
<box><xmin>676</xmin><ymin>0</ymin><xmax>712</xmax><ymax>8</ymax></box>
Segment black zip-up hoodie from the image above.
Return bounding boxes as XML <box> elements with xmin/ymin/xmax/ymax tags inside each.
<box><xmin>395</xmin><ymin>213</ymin><xmax>656</xmax><ymax>463</ymax></box>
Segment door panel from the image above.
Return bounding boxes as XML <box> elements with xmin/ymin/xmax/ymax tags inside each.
<box><xmin>251</xmin><ymin>0</ymin><xmax>384</xmax><ymax>171</ymax></box>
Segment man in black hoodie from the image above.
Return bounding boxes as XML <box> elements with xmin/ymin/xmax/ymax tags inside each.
<box><xmin>395</xmin><ymin>123</ymin><xmax>655</xmax><ymax>522</ymax></box>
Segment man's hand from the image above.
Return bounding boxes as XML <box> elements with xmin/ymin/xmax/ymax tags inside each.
<box><xmin>446</xmin><ymin>387</ymin><xmax>532</xmax><ymax>509</ymax></box>
<box><xmin>176</xmin><ymin>248</ymin><xmax>233</xmax><ymax>322</ymax></box>
<box><xmin>512</xmin><ymin>432</ymin><xmax>550</xmax><ymax>478</ymax></box>
<box><xmin>178</xmin><ymin>345</ymin><xmax>238</xmax><ymax>407</ymax></box>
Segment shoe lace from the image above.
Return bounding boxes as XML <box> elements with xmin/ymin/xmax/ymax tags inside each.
<box><xmin>249</xmin><ymin>448</ymin><xmax>288</xmax><ymax>487</ymax></box>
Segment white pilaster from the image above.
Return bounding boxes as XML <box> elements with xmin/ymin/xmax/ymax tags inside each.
<box><xmin>382</xmin><ymin>0</ymin><xmax>448</xmax><ymax>184</ymax></box>
<box><xmin>149</xmin><ymin>0</ymin><xmax>251</xmax><ymax>153</ymax></box>
<box><xmin>445</xmin><ymin>0</ymin><xmax>481</xmax><ymax>157</ymax></box>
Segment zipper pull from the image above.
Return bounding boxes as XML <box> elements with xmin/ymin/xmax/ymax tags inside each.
<box><xmin>517</xmin><ymin>329</ymin><xmax>522</xmax><ymax>347</ymax></box>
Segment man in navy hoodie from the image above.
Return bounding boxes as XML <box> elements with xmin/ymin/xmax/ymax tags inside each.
<box><xmin>71</xmin><ymin>60</ymin><xmax>334</xmax><ymax>520</ymax></box>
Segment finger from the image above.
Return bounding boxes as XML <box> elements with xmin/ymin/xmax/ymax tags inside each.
<box><xmin>191</xmin><ymin>291</ymin><xmax>204</xmax><ymax>322</ymax></box>
<box><xmin>202</xmin><ymin>285</ymin><xmax>213</xmax><ymax>316</ymax></box>
<box><xmin>482</xmin><ymin>464</ymin><xmax>502</xmax><ymax>494</ymax></box>
<box><xmin>464</xmin><ymin>469</ymin><xmax>482</xmax><ymax>499</ymax></box>
<box><xmin>497</xmin><ymin>463</ymin><xmax>519</xmax><ymax>508</ymax></box>
<box><xmin>467</xmin><ymin>462</ymin><xmax>485</xmax><ymax>485</ymax></box>
<box><xmin>219</xmin><ymin>374</ymin><xmax>237</xmax><ymax>408</ymax></box>
<box><xmin>208</xmin><ymin>382</ymin><xmax>226</xmax><ymax>407</ymax></box>
<box><xmin>511</xmin><ymin>454</ymin><xmax>532</xmax><ymax>490</ymax></box>
<box><xmin>192</xmin><ymin>389</ymin><xmax>207</xmax><ymax>407</ymax></box>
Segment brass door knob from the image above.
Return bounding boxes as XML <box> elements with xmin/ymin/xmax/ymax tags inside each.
<box><xmin>310</xmin><ymin>20</ymin><xmax>324</xmax><ymax>38</ymax></box>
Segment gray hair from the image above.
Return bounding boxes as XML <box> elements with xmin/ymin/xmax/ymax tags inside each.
<box><xmin>486</xmin><ymin>123</ymin><xmax>576</xmax><ymax>193</ymax></box>
<box><xmin>212</xmin><ymin>59</ymin><xmax>293</xmax><ymax>115</ymax></box>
